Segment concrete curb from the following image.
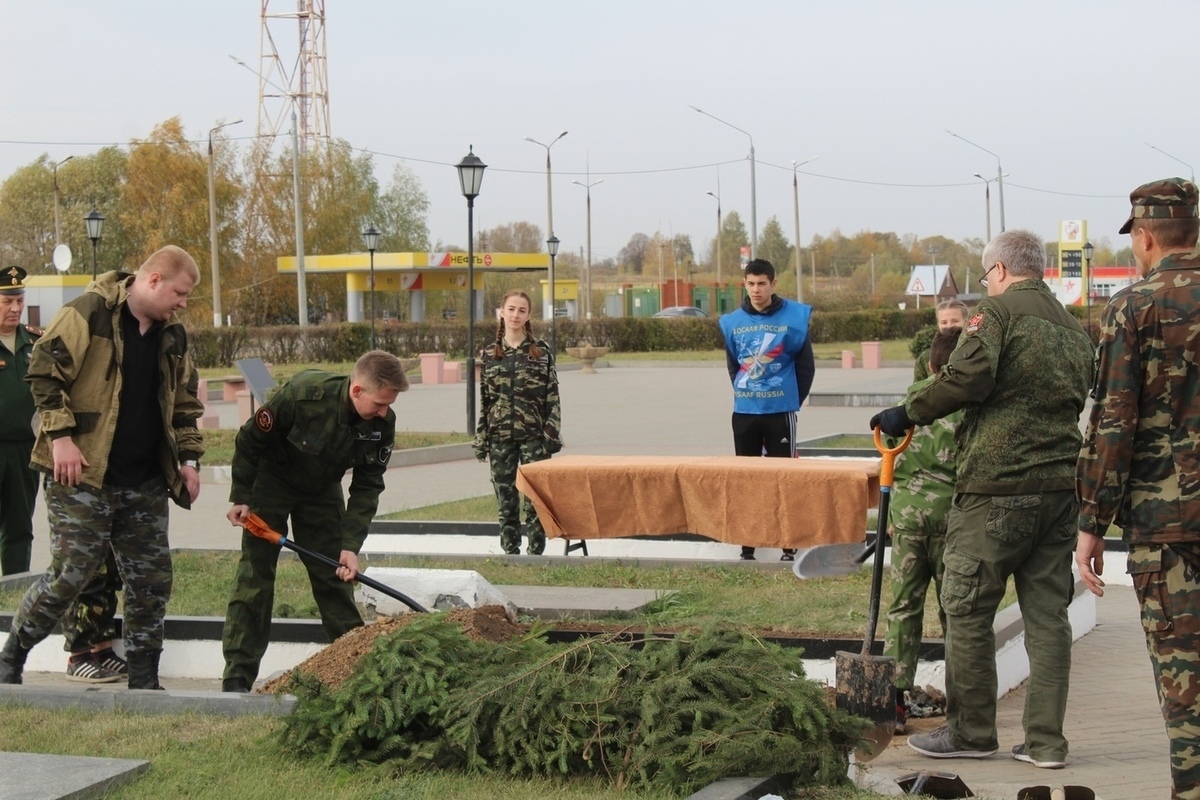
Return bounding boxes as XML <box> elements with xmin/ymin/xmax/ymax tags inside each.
<box><xmin>0</xmin><ymin>683</ymin><xmax>296</xmax><ymax>716</ymax></box>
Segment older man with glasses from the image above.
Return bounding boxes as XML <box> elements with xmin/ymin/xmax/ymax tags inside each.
<box><xmin>870</xmin><ymin>229</ymin><xmax>1093</xmax><ymax>770</ymax></box>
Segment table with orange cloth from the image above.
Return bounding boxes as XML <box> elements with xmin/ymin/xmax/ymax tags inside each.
<box><xmin>515</xmin><ymin>455</ymin><xmax>881</xmax><ymax>549</ymax></box>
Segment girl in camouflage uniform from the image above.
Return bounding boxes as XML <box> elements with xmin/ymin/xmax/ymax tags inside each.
<box><xmin>474</xmin><ymin>291</ymin><xmax>562</xmax><ymax>555</ymax></box>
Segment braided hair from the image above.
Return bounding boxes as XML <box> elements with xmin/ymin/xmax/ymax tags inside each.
<box><xmin>486</xmin><ymin>290</ymin><xmax>542</xmax><ymax>360</ymax></box>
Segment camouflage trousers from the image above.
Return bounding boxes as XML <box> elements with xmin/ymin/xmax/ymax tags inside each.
<box><xmin>489</xmin><ymin>439</ymin><xmax>548</xmax><ymax>555</ymax></box>
<box><xmin>940</xmin><ymin>490</ymin><xmax>1076</xmax><ymax>760</ymax></box>
<box><xmin>1130</xmin><ymin>543</ymin><xmax>1200</xmax><ymax>799</ymax></box>
<box><xmin>63</xmin><ymin>545</ymin><xmax>122</xmax><ymax>654</ymax></box>
<box><xmin>884</xmin><ymin>523</ymin><xmax>947</xmax><ymax>691</ymax></box>
<box><xmin>10</xmin><ymin>475</ymin><xmax>171</xmax><ymax>656</ymax></box>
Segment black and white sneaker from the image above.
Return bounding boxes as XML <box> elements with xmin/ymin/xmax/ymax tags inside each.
<box><xmin>66</xmin><ymin>655</ymin><xmax>122</xmax><ymax>684</ymax></box>
<box><xmin>93</xmin><ymin>648</ymin><xmax>128</xmax><ymax>676</ymax></box>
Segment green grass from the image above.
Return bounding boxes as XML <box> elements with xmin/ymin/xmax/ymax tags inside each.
<box><xmin>380</xmin><ymin>495</ymin><xmax>497</xmax><ymax>521</ymax></box>
<box><xmin>0</xmin><ymin>550</ymin><xmax>957</xmax><ymax>639</ymax></box>
<box><xmin>810</xmin><ymin>340</ymin><xmax>913</xmax><ymax>361</ymax></box>
<box><xmin>199</xmin><ymin>429</ymin><xmax>470</xmax><ymax>466</ymax></box>
<box><xmin>807</xmin><ymin>434</ymin><xmax>878</xmax><ymax>449</ymax></box>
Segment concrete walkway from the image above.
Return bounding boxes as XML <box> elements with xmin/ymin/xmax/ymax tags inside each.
<box><xmin>8</xmin><ymin>361</ymin><xmax>1174</xmax><ymax>799</ymax></box>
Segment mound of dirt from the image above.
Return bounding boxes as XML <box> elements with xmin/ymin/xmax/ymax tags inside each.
<box><xmin>258</xmin><ymin>605</ymin><xmax>524</xmax><ymax>693</ymax></box>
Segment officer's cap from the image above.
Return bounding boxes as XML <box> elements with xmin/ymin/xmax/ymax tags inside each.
<box><xmin>0</xmin><ymin>266</ymin><xmax>27</xmax><ymax>296</ymax></box>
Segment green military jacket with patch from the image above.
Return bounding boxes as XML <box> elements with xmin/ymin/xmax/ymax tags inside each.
<box><xmin>1077</xmin><ymin>250</ymin><xmax>1200</xmax><ymax>544</ymax></box>
<box><xmin>0</xmin><ymin>323</ymin><xmax>40</xmax><ymax>442</ymax></box>
<box><xmin>229</xmin><ymin>370</ymin><xmax>395</xmax><ymax>554</ymax></box>
<box><xmin>888</xmin><ymin>376</ymin><xmax>961</xmax><ymax>533</ymax></box>
<box><xmin>475</xmin><ymin>336</ymin><xmax>561</xmax><ymax>453</ymax></box>
<box><xmin>905</xmin><ymin>278</ymin><xmax>1092</xmax><ymax>495</ymax></box>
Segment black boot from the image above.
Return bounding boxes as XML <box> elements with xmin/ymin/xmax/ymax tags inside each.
<box><xmin>126</xmin><ymin>650</ymin><xmax>164</xmax><ymax>690</ymax></box>
<box><xmin>0</xmin><ymin>636</ymin><xmax>31</xmax><ymax>684</ymax></box>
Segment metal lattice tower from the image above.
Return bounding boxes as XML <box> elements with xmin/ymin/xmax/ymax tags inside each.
<box><xmin>258</xmin><ymin>0</ymin><xmax>330</xmax><ymax>153</ymax></box>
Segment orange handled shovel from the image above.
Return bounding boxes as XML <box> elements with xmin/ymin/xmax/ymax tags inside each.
<box><xmin>242</xmin><ymin>512</ymin><xmax>427</xmax><ymax>613</ymax></box>
<box><xmin>834</xmin><ymin>425</ymin><xmax>913</xmax><ymax>762</ymax></box>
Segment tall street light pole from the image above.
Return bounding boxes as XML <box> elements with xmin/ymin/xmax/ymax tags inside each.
<box><xmin>456</xmin><ymin>147</ymin><xmax>487</xmax><ymax>435</ymax></box>
<box><xmin>546</xmin><ymin>235</ymin><xmax>560</xmax><ymax>355</ymax></box>
<box><xmin>1083</xmin><ymin>240</ymin><xmax>1095</xmax><ymax>337</ymax></box>
<box><xmin>361</xmin><ymin>225</ymin><xmax>380</xmax><ymax>349</ymax></box>
<box><xmin>706</xmin><ymin>189</ymin><xmax>722</xmax><ymax>289</ymax></box>
<box><xmin>208</xmin><ymin>119</ymin><xmax>242</xmax><ymax>327</ymax></box>
<box><xmin>691</xmin><ymin>105</ymin><xmax>757</xmax><ymax>258</ymax></box>
<box><xmin>572</xmin><ymin>176</ymin><xmax>602</xmax><ymax>321</ymax></box>
<box><xmin>52</xmin><ymin>156</ymin><xmax>73</xmax><ymax>246</ymax></box>
<box><xmin>972</xmin><ymin>173</ymin><xmax>994</xmax><ymax>242</ymax></box>
<box><xmin>947</xmin><ymin>130</ymin><xmax>1006</xmax><ymax>232</ymax></box>
<box><xmin>791</xmin><ymin>156</ymin><xmax>819</xmax><ymax>303</ymax></box>
<box><xmin>525</xmin><ymin>132</ymin><xmax>568</xmax><ymax>243</ymax></box>
<box><xmin>1146</xmin><ymin>143</ymin><xmax>1195</xmax><ymax>182</ymax></box>
<box><xmin>84</xmin><ymin>209</ymin><xmax>105</xmax><ymax>280</ymax></box>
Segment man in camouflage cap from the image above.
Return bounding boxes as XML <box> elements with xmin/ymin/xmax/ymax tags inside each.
<box><xmin>871</xmin><ymin>229</ymin><xmax>1092</xmax><ymax>768</ymax></box>
<box><xmin>1077</xmin><ymin>177</ymin><xmax>1200</xmax><ymax>798</ymax></box>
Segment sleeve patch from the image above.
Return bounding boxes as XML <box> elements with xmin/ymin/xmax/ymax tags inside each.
<box><xmin>378</xmin><ymin>445</ymin><xmax>392</xmax><ymax>464</ymax></box>
<box><xmin>966</xmin><ymin>312</ymin><xmax>985</xmax><ymax>335</ymax></box>
<box><xmin>254</xmin><ymin>407</ymin><xmax>274</xmax><ymax>432</ymax></box>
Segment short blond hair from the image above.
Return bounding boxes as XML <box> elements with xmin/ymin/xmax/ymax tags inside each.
<box><xmin>352</xmin><ymin>350</ymin><xmax>409</xmax><ymax>393</ymax></box>
<box><xmin>138</xmin><ymin>245</ymin><xmax>200</xmax><ymax>284</ymax></box>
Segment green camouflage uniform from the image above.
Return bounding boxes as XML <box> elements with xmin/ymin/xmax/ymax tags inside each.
<box><xmin>905</xmin><ymin>278</ymin><xmax>1092</xmax><ymax>762</ymax></box>
<box><xmin>1077</xmin><ymin>248</ymin><xmax>1200</xmax><ymax>798</ymax></box>
<box><xmin>0</xmin><ymin>322</ymin><xmax>39</xmax><ymax>575</ymax></box>
<box><xmin>474</xmin><ymin>337</ymin><xmax>561</xmax><ymax>555</ymax></box>
<box><xmin>222</xmin><ymin>370</ymin><xmax>395</xmax><ymax>688</ymax></box>
<box><xmin>884</xmin><ymin>376</ymin><xmax>960</xmax><ymax>691</ymax></box>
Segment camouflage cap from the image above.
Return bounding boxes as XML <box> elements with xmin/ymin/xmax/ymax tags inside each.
<box><xmin>0</xmin><ymin>266</ymin><xmax>26</xmax><ymax>295</ymax></box>
<box><xmin>1119</xmin><ymin>177</ymin><xmax>1199</xmax><ymax>234</ymax></box>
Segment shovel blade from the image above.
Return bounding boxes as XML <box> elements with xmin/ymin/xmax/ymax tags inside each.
<box><xmin>835</xmin><ymin>650</ymin><xmax>896</xmax><ymax>761</ymax></box>
<box><xmin>1017</xmin><ymin>788</ymin><xmax>1095</xmax><ymax>800</ymax></box>
<box><xmin>896</xmin><ymin>770</ymin><xmax>974</xmax><ymax>798</ymax></box>
<box><xmin>792</xmin><ymin>542</ymin><xmax>871</xmax><ymax>579</ymax></box>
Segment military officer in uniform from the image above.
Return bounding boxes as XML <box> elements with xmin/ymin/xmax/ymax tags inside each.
<box><xmin>0</xmin><ymin>266</ymin><xmax>40</xmax><ymax>575</ymax></box>
<box><xmin>1076</xmin><ymin>178</ymin><xmax>1200</xmax><ymax>797</ymax></box>
<box><xmin>221</xmin><ymin>350</ymin><xmax>408</xmax><ymax>692</ymax></box>
<box><xmin>872</xmin><ymin>229</ymin><xmax>1093</xmax><ymax>769</ymax></box>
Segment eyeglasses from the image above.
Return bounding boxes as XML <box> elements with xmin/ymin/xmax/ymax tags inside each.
<box><xmin>979</xmin><ymin>262</ymin><xmax>1000</xmax><ymax>288</ymax></box>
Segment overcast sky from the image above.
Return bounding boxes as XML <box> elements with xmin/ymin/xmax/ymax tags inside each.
<box><xmin>2</xmin><ymin>0</ymin><xmax>1195</xmax><ymax>265</ymax></box>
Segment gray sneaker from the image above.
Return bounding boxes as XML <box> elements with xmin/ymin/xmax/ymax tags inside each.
<box><xmin>907</xmin><ymin>725</ymin><xmax>996</xmax><ymax>759</ymax></box>
<box><xmin>1011</xmin><ymin>743</ymin><xmax>1066</xmax><ymax>769</ymax></box>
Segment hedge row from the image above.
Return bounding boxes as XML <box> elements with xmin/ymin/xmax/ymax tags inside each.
<box><xmin>185</xmin><ymin>308</ymin><xmax>943</xmax><ymax>369</ymax></box>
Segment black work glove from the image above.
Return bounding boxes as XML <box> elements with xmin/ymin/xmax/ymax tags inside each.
<box><xmin>545</xmin><ymin>437</ymin><xmax>563</xmax><ymax>455</ymax></box>
<box><xmin>869</xmin><ymin>405</ymin><xmax>912</xmax><ymax>438</ymax></box>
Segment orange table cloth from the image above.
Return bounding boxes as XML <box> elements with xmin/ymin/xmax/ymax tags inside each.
<box><xmin>516</xmin><ymin>455</ymin><xmax>881</xmax><ymax>549</ymax></box>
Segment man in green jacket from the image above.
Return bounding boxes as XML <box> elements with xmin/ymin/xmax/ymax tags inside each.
<box><xmin>0</xmin><ymin>266</ymin><xmax>40</xmax><ymax>576</ymax></box>
<box><xmin>871</xmin><ymin>229</ymin><xmax>1092</xmax><ymax>769</ymax></box>
<box><xmin>221</xmin><ymin>350</ymin><xmax>408</xmax><ymax>692</ymax></box>
<box><xmin>0</xmin><ymin>246</ymin><xmax>205</xmax><ymax>689</ymax></box>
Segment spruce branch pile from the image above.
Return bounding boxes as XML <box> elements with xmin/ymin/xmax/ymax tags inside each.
<box><xmin>278</xmin><ymin>613</ymin><xmax>866</xmax><ymax>795</ymax></box>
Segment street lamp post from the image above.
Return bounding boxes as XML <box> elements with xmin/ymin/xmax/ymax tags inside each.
<box><xmin>547</xmin><ymin>235</ymin><xmax>560</xmax><ymax>355</ymax></box>
<box><xmin>572</xmin><ymin>176</ymin><xmax>603</xmax><ymax>320</ymax></box>
<box><xmin>790</xmin><ymin>156</ymin><xmax>819</xmax><ymax>303</ymax></box>
<box><xmin>208</xmin><ymin>119</ymin><xmax>242</xmax><ymax>327</ymax></box>
<box><xmin>1146</xmin><ymin>143</ymin><xmax>1195</xmax><ymax>183</ymax></box>
<box><xmin>52</xmin><ymin>156</ymin><xmax>73</xmax><ymax>246</ymax></box>
<box><xmin>84</xmin><ymin>209</ymin><xmax>104</xmax><ymax>280</ymax></box>
<box><xmin>1083</xmin><ymin>240</ymin><xmax>1095</xmax><ymax>336</ymax></box>
<box><xmin>706</xmin><ymin>189</ymin><xmax>721</xmax><ymax>288</ymax></box>
<box><xmin>972</xmin><ymin>173</ymin><xmax>994</xmax><ymax>242</ymax></box>
<box><xmin>456</xmin><ymin>147</ymin><xmax>487</xmax><ymax>434</ymax></box>
<box><xmin>525</xmin><ymin>132</ymin><xmax>568</xmax><ymax>243</ymax></box>
<box><xmin>691</xmin><ymin>105</ymin><xmax>757</xmax><ymax>258</ymax></box>
<box><xmin>361</xmin><ymin>224</ymin><xmax>380</xmax><ymax>349</ymax></box>
<box><xmin>948</xmin><ymin>130</ymin><xmax>1006</xmax><ymax>232</ymax></box>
